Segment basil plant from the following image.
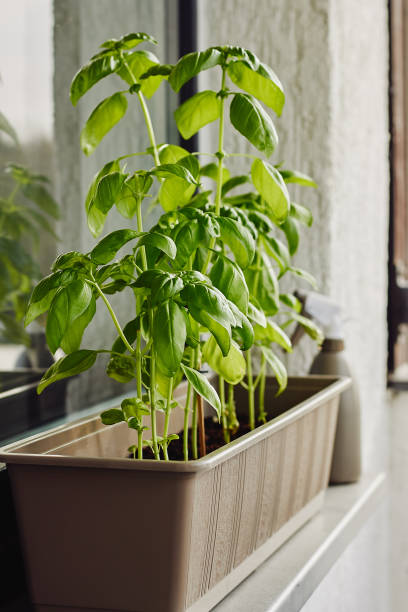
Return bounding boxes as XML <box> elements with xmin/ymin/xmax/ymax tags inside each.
<box><xmin>27</xmin><ymin>33</ymin><xmax>322</xmax><ymax>461</ymax></box>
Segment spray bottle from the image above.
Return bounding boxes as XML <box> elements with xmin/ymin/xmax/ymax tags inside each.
<box><xmin>292</xmin><ymin>291</ymin><xmax>361</xmax><ymax>484</ymax></box>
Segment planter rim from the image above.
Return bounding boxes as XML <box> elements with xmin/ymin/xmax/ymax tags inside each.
<box><xmin>0</xmin><ymin>375</ymin><xmax>350</xmax><ymax>474</ymax></box>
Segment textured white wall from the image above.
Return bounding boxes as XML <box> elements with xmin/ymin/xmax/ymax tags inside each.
<box><xmin>198</xmin><ymin>0</ymin><xmax>390</xmax><ymax>608</ymax></box>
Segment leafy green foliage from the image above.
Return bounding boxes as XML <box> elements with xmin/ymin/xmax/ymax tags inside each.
<box><xmin>28</xmin><ymin>33</ymin><xmax>322</xmax><ymax>462</ymax></box>
<box><xmin>226</xmin><ymin>49</ymin><xmax>285</xmax><ymax>116</ymax></box>
<box><xmin>251</xmin><ymin>158</ymin><xmax>290</xmax><ymax>223</ymax></box>
<box><xmin>90</xmin><ymin>230</ymin><xmax>141</xmax><ymax>264</ymax></box>
<box><xmin>70</xmin><ymin>55</ymin><xmax>121</xmax><ymax>106</ymax></box>
<box><xmin>217</xmin><ymin>216</ymin><xmax>255</xmax><ymax>268</ymax></box>
<box><xmin>260</xmin><ymin>346</ymin><xmax>287</xmax><ymax>396</ymax></box>
<box><xmin>209</xmin><ymin>254</ymin><xmax>249</xmax><ymax>314</ymax></box>
<box><xmin>153</xmin><ymin>300</ymin><xmax>186</xmax><ymax>376</ymax></box>
<box><xmin>81</xmin><ymin>92</ymin><xmax>128</xmax><ymax>155</ymax></box>
<box><xmin>0</xmin><ymin>144</ymin><xmax>60</xmax><ymax>345</ymax></box>
<box><xmin>174</xmin><ymin>90</ymin><xmax>221</xmax><ymax>139</ymax></box>
<box><xmin>46</xmin><ymin>280</ymin><xmax>94</xmax><ymax>353</ymax></box>
<box><xmin>279</xmin><ymin>169</ymin><xmax>317</xmax><ymax>187</ymax></box>
<box><xmin>37</xmin><ymin>350</ymin><xmax>98</xmax><ymax>394</ymax></box>
<box><xmin>180</xmin><ymin>363</ymin><xmax>221</xmax><ymax>419</ymax></box>
<box><xmin>230</xmin><ymin>94</ymin><xmax>278</xmax><ymax>156</ymax></box>
<box><xmin>169</xmin><ymin>48</ymin><xmax>223</xmax><ymax>92</ymax></box>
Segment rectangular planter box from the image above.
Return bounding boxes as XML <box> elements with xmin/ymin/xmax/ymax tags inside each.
<box><xmin>0</xmin><ymin>369</ymin><xmax>68</xmax><ymax>442</ymax></box>
<box><xmin>0</xmin><ymin>375</ymin><xmax>350</xmax><ymax>612</ymax></box>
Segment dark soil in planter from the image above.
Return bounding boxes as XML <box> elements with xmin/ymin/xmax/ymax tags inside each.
<box><xmin>137</xmin><ymin>416</ymin><xmax>252</xmax><ymax>460</ymax></box>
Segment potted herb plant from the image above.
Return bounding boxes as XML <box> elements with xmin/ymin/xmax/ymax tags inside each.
<box><xmin>0</xmin><ymin>33</ymin><xmax>350</xmax><ymax>612</ymax></box>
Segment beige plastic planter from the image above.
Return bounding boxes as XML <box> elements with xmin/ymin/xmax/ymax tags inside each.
<box><xmin>0</xmin><ymin>375</ymin><xmax>349</xmax><ymax>612</ymax></box>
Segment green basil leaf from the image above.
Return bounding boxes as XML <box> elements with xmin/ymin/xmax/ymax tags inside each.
<box><xmin>174</xmin><ymin>90</ymin><xmax>221</xmax><ymax>139</ymax></box>
<box><xmin>133</xmin><ymin>269</ymin><xmax>166</xmax><ymax>289</ymax></box>
<box><xmin>173</xmin><ymin>220</ymin><xmax>201</xmax><ymax>267</ymax></box>
<box><xmin>290</xmin><ymin>312</ymin><xmax>324</xmax><ymax>344</ymax></box>
<box><xmin>228</xmin><ymin>302</ymin><xmax>254</xmax><ymax>351</ymax></box>
<box><xmin>101</xmin><ymin>32</ymin><xmax>157</xmax><ymax>51</ymax></box>
<box><xmin>85</xmin><ymin>161</ymin><xmax>120</xmax><ymax>237</ymax></box>
<box><xmin>70</xmin><ymin>54</ymin><xmax>120</xmax><ymax>106</ymax></box>
<box><xmin>106</xmin><ymin>355</ymin><xmax>135</xmax><ymax>383</ymax></box>
<box><xmin>112</xmin><ymin>317</ymin><xmax>140</xmax><ymax>353</ymax></box>
<box><xmin>254</xmin><ymin>320</ymin><xmax>292</xmax><ymax>352</ymax></box>
<box><xmin>150</xmin><ymin>274</ymin><xmax>184</xmax><ymax>306</ymax></box>
<box><xmin>221</xmin><ymin>175</ymin><xmax>250</xmax><ymax>198</ymax></box>
<box><xmin>244</xmin><ymin>252</ymin><xmax>279</xmax><ymax>316</ymax></box>
<box><xmin>90</xmin><ymin>229</ymin><xmax>141</xmax><ymax>264</ymax></box>
<box><xmin>227</xmin><ymin>55</ymin><xmax>285</xmax><ymax>116</ymax></box>
<box><xmin>60</xmin><ymin>295</ymin><xmax>96</xmax><ymax>353</ymax></box>
<box><xmin>153</xmin><ymin>300</ymin><xmax>187</xmax><ymax>377</ymax></box>
<box><xmin>202</xmin><ymin>336</ymin><xmax>246</xmax><ymax>385</ymax></box>
<box><xmin>262</xmin><ymin>235</ymin><xmax>290</xmax><ymax>275</ymax></box>
<box><xmin>52</xmin><ymin>251</ymin><xmax>91</xmax><ymax>272</ymax></box>
<box><xmin>159</xmin><ymin>177</ymin><xmax>195</xmax><ymax>212</ymax></box>
<box><xmin>169</xmin><ymin>48</ymin><xmax>223</xmax><ymax>92</ymax></box>
<box><xmin>25</xmin><ymin>272</ymin><xmax>64</xmax><ymax>326</ymax></box>
<box><xmin>251</xmin><ymin>158</ymin><xmax>290</xmax><ymax>223</ymax></box>
<box><xmin>230</xmin><ymin>93</ymin><xmax>278</xmax><ymax>157</ymax></box>
<box><xmin>93</xmin><ymin>171</ymin><xmax>126</xmax><ymax>214</ymax></box>
<box><xmin>153</xmin><ymin>163</ymin><xmax>197</xmax><ymax>184</ymax></box>
<box><xmin>280</xmin><ymin>293</ymin><xmax>302</xmax><ymax>312</ymax></box>
<box><xmin>217</xmin><ymin>216</ymin><xmax>255</xmax><ymax>268</ymax></box>
<box><xmin>140</xmin><ymin>63</ymin><xmax>173</xmax><ymax>79</ymax></box>
<box><xmin>280</xmin><ymin>216</ymin><xmax>299</xmax><ymax>255</ymax></box>
<box><xmin>247</xmin><ymin>301</ymin><xmax>267</xmax><ymax>327</ymax></box>
<box><xmin>37</xmin><ymin>350</ymin><xmax>98</xmax><ymax>394</ymax></box>
<box><xmin>290</xmin><ymin>202</ymin><xmax>313</xmax><ymax>227</ymax></box>
<box><xmin>117</xmin><ymin>50</ymin><xmax>163</xmax><ymax>97</ymax></box>
<box><xmin>115</xmin><ymin>184</ymin><xmax>137</xmax><ymax>219</ymax></box>
<box><xmin>80</xmin><ymin>92</ymin><xmax>128</xmax><ymax>156</ymax></box>
<box><xmin>136</xmin><ymin>232</ymin><xmax>177</xmax><ymax>260</ymax></box>
<box><xmin>279</xmin><ymin>169</ymin><xmax>317</xmax><ymax>187</ymax></box>
<box><xmin>289</xmin><ymin>266</ymin><xmax>318</xmax><ymax>289</ymax></box>
<box><xmin>46</xmin><ymin>280</ymin><xmax>93</xmax><ymax>353</ymax></box>
<box><xmin>247</xmin><ymin>210</ymin><xmax>275</xmax><ymax>234</ymax></box>
<box><xmin>180</xmin><ymin>363</ymin><xmax>221</xmax><ymax>419</ymax></box>
<box><xmin>157</xmin><ymin>144</ymin><xmax>190</xmax><ymax>164</ymax></box>
<box><xmin>22</xmin><ymin>183</ymin><xmax>59</xmax><ymax>219</ymax></box>
<box><xmin>100</xmin><ymin>408</ymin><xmax>125</xmax><ymax>425</ymax></box>
<box><xmin>181</xmin><ymin>283</ymin><xmax>234</xmax><ymax>356</ymax></box>
<box><xmin>200</xmin><ymin>163</ymin><xmax>230</xmax><ymax>184</ymax></box>
<box><xmin>209</xmin><ymin>254</ymin><xmax>249</xmax><ymax>314</ymax></box>
<box><xmin>177</xmin><ymin>154</ymin><xmax>200</xmax><ymax>180</ymax></box>
<box><xmin>260</xmin><ymin>346</ymin><xmax>287</xmax><ymax>396</ymax></box>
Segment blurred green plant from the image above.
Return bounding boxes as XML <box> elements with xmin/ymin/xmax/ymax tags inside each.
<box><xmin>0</xmin><ymin>113</ymin><xmax>59</xmax><ymax>346</ymax></box>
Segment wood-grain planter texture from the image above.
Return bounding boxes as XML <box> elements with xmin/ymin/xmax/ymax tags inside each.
<box><xmin>0</xmin><ymin>375</ymin><xmax>350</xmax><ymax>612</ymax></box>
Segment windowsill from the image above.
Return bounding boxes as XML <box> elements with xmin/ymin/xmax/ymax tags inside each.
<box><xmin>213</xmin><ymin>472</ymin><xmax>387</xmax><ymax>612</ymax></box>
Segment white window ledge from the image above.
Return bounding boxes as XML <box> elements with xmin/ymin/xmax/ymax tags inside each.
<box><xmin>213</xmin><ymin>472</ymin><xmax>386</xmax><ymax>612</ymax></box>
